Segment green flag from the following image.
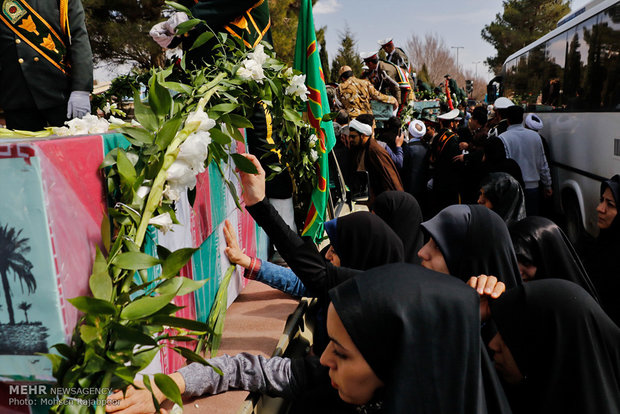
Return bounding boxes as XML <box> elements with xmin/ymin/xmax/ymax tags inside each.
<box><xmin>293</xmin><ymin>0</ymin><xmax>336</xmax><ymax>240</ymax></box>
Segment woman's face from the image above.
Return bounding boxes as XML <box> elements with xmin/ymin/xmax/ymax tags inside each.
<box><xmin>517</xmin><ymin>261</ymin><xmax>537</xmax><ymax>282</ymax></box>
<box><xmin>597</xmin><ymin>188</ymin><xmax>617</xmax><ymax>230</ymax></box>
<box><xmin>477</xmin><ymin>189</ymin><xmax>493</xmax><ymax>209</ymax></box>
<box><xmin>418</xmin><ymin>237</ymin><xmax>449</xmax><ymax>274</ymax></box>
<box><xmin>488</xmin><ymin>333</ymin><xmax>524</xmax><ymax>384</ymax></box>
<box><xmin>325</xmin><ymin>245</ymin><xmax>341</xmax><ymax>267</ymax></box>
<box><xmin>320</xmin><ymin>304</ymin><xmax>383</xmax><ymax>405</ymax></box>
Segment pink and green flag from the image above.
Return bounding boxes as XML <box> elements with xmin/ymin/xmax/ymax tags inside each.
<box><xmin>293</xmin><ymin>0</ymin><xmax>336</xmax><ymax>241</ymax></box>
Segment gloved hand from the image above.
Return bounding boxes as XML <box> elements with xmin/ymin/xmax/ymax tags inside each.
<box><xmin>66</xmin><ymin>91</ymin><xmax>91</xmax><ymax>119</ymax></box>
<box><xmin>149</xmin><ymin>12</ymin><xmax>189</xmax><ymax>48</ymax></box>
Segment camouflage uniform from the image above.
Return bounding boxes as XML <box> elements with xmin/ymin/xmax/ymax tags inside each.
<box><xmin>337</xmin><ymin>76</ymin><xmax>397</xmax><ymax>118</ymax></box>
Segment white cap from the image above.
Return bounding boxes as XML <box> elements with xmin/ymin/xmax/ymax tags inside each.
<box><xmin>437</xmin><ymin>109</ymin><xmax>460</xmax><ymax>120</ymax></box>
<box><xmin>494</xmin><ymin>97</ymin><xmax>515</xmax><ymax>109</ymax></box>
<box><xmin>360</xmin><ymin>51</ymin><xmax>379</xmax><ymax>60</ymax></box>
<box><xmin>408</xmin><ymin>119</ymin><xmax>426</xmax><ymax>138</ymax></box>
<box><xmin>525</xmin><ymin>113</ymin><xmax>543</xmax><ymax>131</ymax></box>
<box><xmin>377</xmin><ymin>38</ymin><xmax>393</xmax><ymax>46</ymax></box>
<box><xmin>348</xmin><ymin>119</ymin><xmax>373</xmax><ymax>136</ymax></box>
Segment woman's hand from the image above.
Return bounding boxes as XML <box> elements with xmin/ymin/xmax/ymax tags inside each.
<box><xmin>223</xmin><ymin>219</ymin><xmax>252</xmax><ymax>269</ymax></box>
<box><xmin>467</xmin><ymin>275</ymin><xmax>505</xmax><ymax>322</ymax></box>
<box><xmin>105</xmin><ymin>373</ymin><xmax>185</xmax><ymax>413</ymax></box>
<box><xmin>238</xmin><ymin>153</ymin><xmax>266</xmax><ymax>206</ymax></box>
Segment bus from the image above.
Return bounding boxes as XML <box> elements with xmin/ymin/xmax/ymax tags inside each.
<box><xmin>492</xmin><ymin>0</ymin><xmax>620</xmax><ymax>242</ymax></box>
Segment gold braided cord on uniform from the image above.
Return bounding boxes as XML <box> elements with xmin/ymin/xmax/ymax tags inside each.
<box><xmin>59</xmin><ymin>0</ymin><xmax>70</xmax><ymax>39</ymax></box>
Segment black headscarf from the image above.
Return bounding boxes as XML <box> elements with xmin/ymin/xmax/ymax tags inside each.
<box><xmin>371</xmin><ymin>191</ymin><xmax>424</xmax><ymax>265</ymax></box>
<box><xmin>509</xmin><ymin>216</ymin><xmax>599</xmax><ymax>301</ymax></box>
<box><xmin>421</xmin><ymin>204</ymin><xmax>522</xmax><ymax>289</ymax></box>
<box><xmin>585</xmin><ymin>174</ymin><xmax>620</xmax><ymax>326</ymax></box>
<box><xmin>490</xmin><ymin>279</ymin><xmax>620</xmax><ymax>414</ymax></box>
<box><xmin>480</xmin><ymin>172</ymin><xmax>526</xmax><ymax>225</ymax></box>
<box><xmin>483</xmin><ymin>137</ymin><xmax>524</xmax><ymax>188</ymax></box>
<box><xmin>325</xmin><ymin>212</ymin><xmax>404</xmax><ymax>270</ymax></box>
<box><xmin>329</xmin><ymin>263</ymin><xmax>509</xmax><ymax>414</ymax></box>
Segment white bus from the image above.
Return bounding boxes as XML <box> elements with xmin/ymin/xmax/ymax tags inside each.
<box><xmin>494</xmin><ymin>0</ymin><xmax>620</xmax><ymax>242</ymax></box>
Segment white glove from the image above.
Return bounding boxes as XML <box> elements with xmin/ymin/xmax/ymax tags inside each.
<box><xmin>149</xmin><ymin>12</ymin><xmax>189</xmax><ymax>48</ymax></box>
<box><xmin>66</xmin><ymin>91</ymin><xmax>91</xmax><ymax>119</ymax></box>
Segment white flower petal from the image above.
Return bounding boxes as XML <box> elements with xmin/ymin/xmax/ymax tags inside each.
<box><xmin>149</xmin><ymin>212</ymin><xmax>174</xmax><ymax>234</ymax></box>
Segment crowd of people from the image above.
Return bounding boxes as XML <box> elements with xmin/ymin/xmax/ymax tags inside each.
<box><xmin>106</xmin><ymin>140</ymin><xmax>620</xmax><ymax>413</ymax></box>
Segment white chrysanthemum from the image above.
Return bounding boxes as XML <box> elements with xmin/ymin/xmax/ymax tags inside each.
<box><xmin>186</xmin><ymin>110</ymin><xmax>216</xmax><ymax>132</ymax></box>
<box><xmin>308</xmin><ymin>134</ymin><xmax>318</xmax><ymax>148</ymax></box>
<box><xmin>285</xmin><ymin>74</ymin><xmax>308</xmax><ymax>101</ymax></box>
<box><xmin>238</xmin><ymin>58</ymin><xmax>266</xmax><ymax>83</ymax></box>
<box><xmin>176</xmin><ymin>131</ymin><xmax>211</xmax><ymax>173</ymax></box>
<box><xmin>309</xmin><ymin>149</ymin><xmax>319</xmax><ymax>162</ymax></box>
<box><xmin>149</xmin><ymin>212</ymin><xmax>174</xmax><ymax>234</ymax></box>
<box><xmin>248</xmin><ymin>44</ymin><xmax>268</xmax><ymax>65</ymax></box>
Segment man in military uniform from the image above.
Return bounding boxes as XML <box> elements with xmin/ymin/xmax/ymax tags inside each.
<box><xmin>0</xmin><ymin>0</ymin><xmax>93</xmax><ymax>131</ymax></box>
<box><xmin>362</xmin><ymin>52</ymin><xmax>414</xmax><ymax>109</ymax></box>
<box><xmin>336</xmin><ymin>65</ymin><xmax>397</xmax><ymax>119</ymax></box>
<box><xmin>378</xmin><ymin>38</ymin><xmax>409</xmax><ymax>71</ymax></box>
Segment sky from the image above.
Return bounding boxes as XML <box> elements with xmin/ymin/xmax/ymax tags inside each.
<box><xmin>313</xmin><ymin>0</ymin><xmax>593</xmax><ymax>81</ymax></box>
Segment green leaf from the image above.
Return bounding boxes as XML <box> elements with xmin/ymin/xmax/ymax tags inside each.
<box><xmin>101</xmin><ymin>214</ymin><xmax>111</xmax><ymax>254</ymax></box>
<box><xmin>149</xmin><ymin>76</ymin><xmax>172</xmax><ymax>122</ymax></box>
<box><xmin>161</xmin><ymin>81</ymin><xmax>193</xmax><ymax>95</ymax></box>
<box><xmin>165</xmin><ymin>1</ymin><xmax>192</xmax><ymax>15</ymax></box>
<box><xmin>154</xmin><ymin>277</ymin><xmax>184</xmax><ymax>296</ymax></box>
<box><xmin>68</xmin><ymin>296</ymin><xmax>116</xmax><ymax>315</ymax></box>
<box><xmin>120</xmin><ymin>291</ymin><xmax>177</xmax><ymax>320</ymax></box>
<box><xmin>132</xmin><ymin>346</ymin><xmax>160</xmax><ymax>370</ymax></box>
<box><xmin>231</xmin><ymin>153</ymin><xmax>258</xmax><ymax>173</ymax></box>
<box><xmin>89</xmin><ymin>247</ymin><xmax>113</xmax><ymax>300</ymax></box>
<box><xmin>209</xmin><ymin>103</ymin><xmax>239</xmax><ymax>114</ymax></box>
<box><xmin>51</xmin><ymin>343</ymin><xmax>74</xmax><ymax>360</ymax></box>
<box><xmin>156</xmin><ymin>244</ymin><xmax>172</xmax><ymax>261</ymax></box>
<box><xmin>151</xmin><ymin>315</ymin><xmax>214</xmax><ymax>333</ymax></box>
<box><xmin>161</xmin><ymin>247</ymin><xmax>199</xmax><ymax>278</ymax></box>
<box><xmin>155</xmin><ymin>114</ymin><xmax>183</xmax><ymax>150</ymax></box>
<box><xmin>174</xmin><ymin>18</ymin><xmax>201</xmax><ymax>36</ymax></box>
<box><xmin>322</xmin><ymin>111</ymin><xmax>338</xmax><ymax>122</ymax></box>
<box><xmin>172</xmin><ymin>347</ymin><xmax>222</xmax><ymax>375</ymax></box>
<box><xmin>190</xmin><ymin>31</ymin><xmax>214</xmax><ymax>51</ymax></box>
<box><xmin>111</xmin><ymin>322</ymin><xmax>157</xmax><ymax>346</ymax></box>
<box><xmin>38</xmin><ymin>352</ymin><xmax>65</xmax><ymax>376</ymax></box>
<box><xmin>283</xmin><ymin>108</ymin><xmax>302</xmax><ymax>122</ymax></box>
<box><xmin>120</xmin><ymin>126</ymin><xmax>154</xmax><ymax>145</ymax></box>
<box><xmin>177</xmin><ymin>277</ymin><xmax>208</xmax><ymax>296</ymax></box>
<box><xmin>133</xmin><ymin>89</ymin><xmax>158</xmax><ymax>131</ymax></box>
<box><xmin>112</xmin><ymin>252</ymin><xmax>162</xmax><ymax>270</ymax></box>
<box><xmin>115</xmin><ymin>366</ymin><xmax>140</xmax><ymax>384</ymax></box>
<box><xmin>227</xmin><ymin>113</ymin><xmax>254</xmax><ymax>129</ymax></box>
<box><xmin>154</xmin><ymin>374</ymin><xmax>183</xmax><ymax>407</ymax></box>
<box><xmin>116</xmin><ymin>149</ymin><xmax>137</xmax><ymax>189</ymax></box>
<box><xmin>79</xmin><ymin>325</ymin><xmax>99</xmax><ymax>343</ymax></box>
<box><xmin>210</xmin><ymin>128</ymin><xmax>232</xmax><ymax>145</ymax></box>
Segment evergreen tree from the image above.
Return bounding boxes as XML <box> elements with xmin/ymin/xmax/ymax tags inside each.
<box><xmin>316</xmin><ymin>26</ymin><xmax>330</xmax><ymax>83</ymax></box>
<box><xmin>83</xmin><ymin>0</ymin><xmax>166</xmax><ymax>69</ymax></box>
<box><xmin>330</xmin><ymin>27</ymin><xmax>363</xmax><ymax>82</ymax></box>
<box><xmin>269</xmin><ymin>0</ymin><xmax>318</xmax><ymax>66</ymax></box>
<box><xmin>482</xmin><ymin>0</ymin><xmax>571</xmax><ymax>72</ymax></box>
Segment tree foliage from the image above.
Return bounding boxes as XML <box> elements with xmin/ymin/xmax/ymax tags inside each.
<box><xmin>268</xmin><ymin>0</ymin><xmax>318</xmax><ymax>66</ymax></box>
<box><xmin>482</xmin><ymin>0</ymin><xmax>571</xmax><ymax>72</ymax></box>
<box><xmin>316</xmin><ymin>26</ymin><xmax>330</xmax><ymax>83</ymax></box>
<box><xmin>330</xmin><ymin>26</ymin><xmax>363</xmax><ymax>82</ymax></box>
<box><xmin>83</xmin><ymin>0</ymin><xmax>167</xmax><ymax>69</ymax></box>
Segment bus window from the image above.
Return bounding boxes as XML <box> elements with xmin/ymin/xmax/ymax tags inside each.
<box><xmin>527</xmin><ymin>45</ymin><xmax>546</xmax><ymax>106</ymax></box>
<box><xmin>564</xmin><ymin>15</ymin><xmax>598</xmax><ymax>110</ymax></box>
<box><xmin>542</xmin><ymin>32</ymin><xmax>567</xmax><ymax>110</ymax></box>
<box><xmin>599</xmin><ymin>4</ymin><xmax>620</xmax><ymax>111</ymax></box>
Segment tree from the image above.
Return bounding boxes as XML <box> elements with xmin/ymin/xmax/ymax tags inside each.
<box><xmin>406</xmin><ymin>33</ymin><xmax>488</xmax><ymax>101</ymax></box>
<box><xmin>330</xmin><ymin>26</ymin><xmax>363</xmax><ymax>82</ymax></box>
<box><xmin>268</xmin><ymin>0</ymin><xmax>318</xmax><ymax>66</ymax></box>
<box><xmin>0</xmin><ymin>224</ymin><xmax>36</xmax><ymax>325</ymax></box>
<box><xmin>18</xmin><ymin>302</ymin><xmax>31</xmax><ymax>324</ymax></box>
<box><xmin>316</xmin><ymin>26</ymin><xmax>330</xmax><ymax>83</ymax></box>
<box><xmin>482</xmin><ymin>0</ymin><xmax>571</xmax><ymax>73</ymax></box>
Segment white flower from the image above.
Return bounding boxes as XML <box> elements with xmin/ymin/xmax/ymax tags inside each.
<box><xmin>51</xmin><ymin>126</ymin><xmax>70</xmax><ymax>136</ymax></box>
<box><xmin>186</xmin><ymin>110</ymin><xmax>216</xmax><ymax>132</ymax></box>
<box><xmin>248</xmin><ymin>44</ymin><xmax>268</xmax><ymax>65</ymax></box>
<box><xmin>163</xmin><ymin>184</ymin><xmax>180</xmax><ymax>202</ymax></box>
<box><xmin>65</xmin><ymin>114</ymin><xmax>110</xmax><ymax>135</ymax></box>
<box><xmin>103</xmin><ymin>102</ymin><xmax>112</xmax><ymax>114</ymax></box>
<box><xmin>309</xmin><ymin>149</ymin><xmax>319</xmax><ymax>162</ymax></box>
<box><xmin>284</xmin><ymin>67</ymin><xmax>293</xmax><ymax>78</ymax></box>
<box><xmin>131</xmin><ymin>119</ymin><xmax>141</xmax><ymax>127</ymax></box>
<box><xmin>176</xmin><ymin>131</ymin><xmax>210</xmax><ymax>173</ymax></box>
<box><xmin>308</xmin><ymin>134</ymin><xmax>318</xmax><ymax>148</ymax></box>
<box><xmin>109</xmin><ymin>116</ymin><xmax>125</xmax><ymax>126</ymax></box>
<box><xmin>149</xmin><ymin>212</ymin><xmax>174</xmax><ymax>234</ymax></box>
<box><xmin>126</xmin><ymin>152</ymin><xmax>139</xmax><ymax>165</ymax></box>
<box><xmin>238</xmin><ymin>58</ymin><xmax>265</xmax><ymax>83</ymax></box>
<box><xmin>137</xmin><ymin>185</ymin><xmax>151</xmax><ymax>199</ymax></box>
<box><xmin>285</xmin><ymin>74</ymin><xmax>308</xmax><ymax>101</ymax></box>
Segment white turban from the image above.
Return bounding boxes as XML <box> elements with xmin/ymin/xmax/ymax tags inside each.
<box><xmin>408</xmin><ymin>119</ymin><xmax>426</xmax><ymax>138</ymax></box>
<box><xmin>348</xmin><ymin>119</ymin><xmax>373</xmax><ymax>136</ymax></box>
<box><xmin>525</xmin><ymin>113</ymin><xmax>543</xmax><ymax>131</ymax></box>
